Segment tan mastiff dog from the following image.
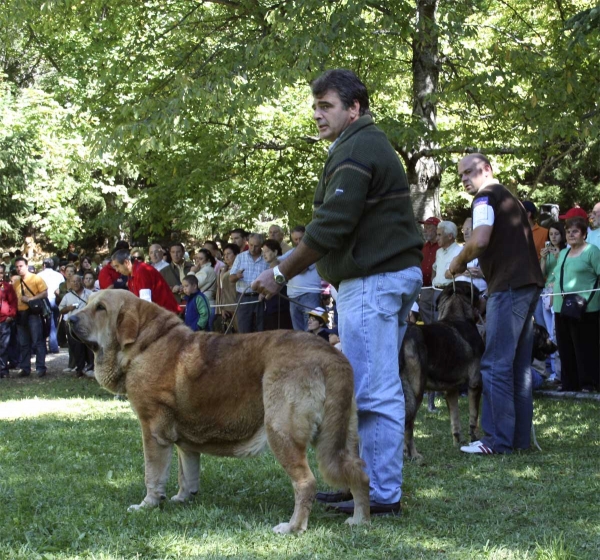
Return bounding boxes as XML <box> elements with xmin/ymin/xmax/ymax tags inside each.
<box><xmin>69</xmin><ymin>290</ymin><xmax>370</xmax><ymax>533</ymax></box>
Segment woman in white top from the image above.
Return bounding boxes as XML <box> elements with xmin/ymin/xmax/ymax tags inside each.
<box><xmin>191</xmin><ymin>248</ymin><xmax>217</xmax><ymax>306</ymax></box>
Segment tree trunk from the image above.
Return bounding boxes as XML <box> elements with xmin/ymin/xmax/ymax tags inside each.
<box><xmin>408</xmin><ymin>0</ymin><xmax>442</xmax><ymax>221</ymax></box>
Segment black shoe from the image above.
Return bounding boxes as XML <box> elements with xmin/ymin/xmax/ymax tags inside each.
<box><xmin>16</xmin><ymin>370</ymin><xmax>30</xmax><ymax>378</ymax></box>
<box><xmin>36</xmin><ymin>370</ymin><xmax>47</xmax><ymax>378</ymax></box>
<box><xmin>315</xmin><ymin>490</ymin><xmax>353</xmax><ymax>504</ymax></box>
<box><xmin>327</xmin><ymin>499</ymin><xmax>402</xmax><ymax>516</ymax></box>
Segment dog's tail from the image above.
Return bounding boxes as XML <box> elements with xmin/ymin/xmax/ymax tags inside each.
<box><xmin>315</xmin><ymin>357</ymin><xmax>370</xmax><ymax>516</ymax></box>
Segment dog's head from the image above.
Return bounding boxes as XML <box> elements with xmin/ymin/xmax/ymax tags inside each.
<box><xmin>69</xmin><ymin>290</ymin><xmax>181</xmax><ymax>353</ymax></box>
<box><xmin>437</xmin><ymin>281</ymin><xmax>481</xmax><ymax>322</ymax></box>
<box><xmin>532</xmin><ymin>323</ymin><xmax>557</xmax><ymax>361</ymax></box>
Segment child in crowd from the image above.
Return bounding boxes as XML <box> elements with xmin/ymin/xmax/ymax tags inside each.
<box><xmin>306</xmin><ymin>307</ymin><xmax>330</xmax><ymax>342</ymax></box>
<box><xmin>182</xmin><ymin>274</ymin><xmax>212</xmax><ymax>332</ymax></box>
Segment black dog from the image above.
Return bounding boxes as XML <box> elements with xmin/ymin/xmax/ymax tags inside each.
<box><xmin>401</xmin><ymin>282</ymin><xmax>484</xmax><ymax>459</ymax></box>
<box><xmin>532</xmin><ymin>323</ymin><xmax>557</xmax><ymax>362</ymax></box>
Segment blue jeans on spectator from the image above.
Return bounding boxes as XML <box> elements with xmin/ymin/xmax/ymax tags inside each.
<box><xmin>47</xmin><ymin>303</ymin><xmax>60</xmax><ymax>353</ymax></box>
<box><xmin>17</xmin><ymin>312</ymin><xmax>47</xmax><ymax>374</ymax></box>
<box><xmin>480</xmin><ymin>285</ymin><xmax>540</xmax><ymax>453</ymax></box>
<box><xmin>337</xmin><ymin>266</ymin><xmax>422</xmax><ymax>504</ymax></box>
<box><xmin>289</xmin><ymin>292</ymin><xmax>322</xmax><ymax>331</ymax></box>
<box><xmin>0</xmin><ymin>320</ymin><xmax>12</xmax><ymax>376</ymax></box>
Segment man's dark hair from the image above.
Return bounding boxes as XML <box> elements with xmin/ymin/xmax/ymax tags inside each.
<box><xmin>230</xmin><ymin>228</ymin><xmax>248</xmax><ymax>238</ymax></box>
<box><xmin>14</xmin><ymin>257</ymin><xmax>27</xmax><ymax>265</ymax></box>
<box><xmin>170</xmin><ymin>242</ymin><xmax>185</xmax><ymax>252</ymax></box>
<box><xmin>469</xmin><ymin>153</ymin><xmax>493</xmax><ymax>170</ymax></box>
<box><xmin>59</xmin><ymin>259</ymin><xmax>69</xmax><ymax>269</ymax></box>
<box><xmin>223</xmin><ymin>243</ymin><xmax>240</xmax><ymax>255</ymax></box>
<box><xmin>311</xmin><ymin>69</ymin><xmax>370</xmax><ymax>115</ymax></box>
<box><xmin>115</xmin><ymin>240</ymin><xmax>130</xmax><ymax>251</ymax></box>
<box><xmin>111</xmin><ymin>249</ymin><xmax>131</xmax><ymax>265</ymax></box>
<box><xmin>263</xmin><ymin>239</ymin><xmax>282</xmax><ymax>256</ymax></box>
<box><xmin>291</xmin><ymin>225</ymin><xmax>306</xmax><ymax>234</ymax></box>
<box><xmin>15</xmin><ymin>250</ymin><xmax>22</xmax><ymax>257</ymax></box>
<box><xmin>204</xmin><ymin>240</ymin><xmax>219</xmax><ymax>252</ymax></box>
<box><xmin>43</xmin><ymin>258</ymin><xmax>55</xmax><ymax>269</ymax></box>
<box><xmin>182</xmin><ymin>274</ymin><xmax>199</xmax><ymax>288</ymax></box>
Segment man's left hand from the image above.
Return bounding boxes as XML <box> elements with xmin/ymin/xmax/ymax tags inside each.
<box><xmin>252</xmin><ymin>269</ymin><xmax>282</xmax><ymax>300</ymax></box>
<box><xmin>449</xmin><ymin>256</ymin><xmax>467</xmax><ymax>276</ymax></box>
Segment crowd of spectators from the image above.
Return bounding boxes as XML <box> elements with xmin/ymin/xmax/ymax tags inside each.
<box><xmin>0</xmin><ymin>200</ymin><xmax>598</xmax><ymax>393</ymax></box>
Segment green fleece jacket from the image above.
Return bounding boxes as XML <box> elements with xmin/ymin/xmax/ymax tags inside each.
<box><xmin>303</xmin><ymin>115</ymin><xmax>423</xmax><ymax>285</ymax></box>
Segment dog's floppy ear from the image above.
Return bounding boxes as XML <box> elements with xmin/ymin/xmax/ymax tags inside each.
<box><xmin>116</xmin><ymin>301</ymin><xmax>140</xmax><ymax>349</ymax></box>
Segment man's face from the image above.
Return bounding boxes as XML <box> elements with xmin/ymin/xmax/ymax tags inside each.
<box><xmin>15</xmin><ymin>261</ymin><xmax>28</xmax><ymax>277</ymax></box>
<box><xmin>462</xmin><ymin>219</ymin><xmax>473</xmax><ymax>241</ymax></box>
<box><xmin>458</xmin><ymin>156</ymin><xmax>492</xmax><ymax>195</ymax></box>
<box><xmin>2</xmin><ymin>257</ymin><xmax>10</xmax><ymax>264</ymax></box>
<box><xmin>65</xmin><ymin>267</ymin><xmax>76</xmax><ymax>278</ymax></box>
<box><xmin>423</xmin><ymin>224</ymin><xmax>437</xmax><ymax>242</ymax></box>
<box><xmin>436</xmin><ymin>227</ymin><xmax>453</xmax><ymax>249</ymax></box>
<box><xmin>312</xmin><ymin>90</ymin><xmax>360</xmax><ymax>142</ymax></box>
<box><xmin>230</xmin><ymin>233</ymin><xmax>245</xmax><ymax>249</ymax></box>
<box><xmin>268</xmin><ymin>226</ymin><xmax>284</xmax><ymax>243</ymax></box>
<box><xmin>248</xmin><ymin>237</ymin><xmax>262</xmax><ymax>257</ymax></box>
<box><xmin>70</xmin><ymin>277</ymin><xmax>83</xmax><ymax>292</ymax></box>
<box><xmin>149</xmin><ymin>244</ymin><xmax>164</xmax><ymax>264</ymax></box>
<box><xmin>111</xmin><ymin>259</ymin><xmax>132</xmax><ymax>276</ymax></box>
<box><xmin>591</xmin><ymin>203</ymin><xmax>600</xmax><ymax>228</ymax></box>
<box><xmin>170</xmin><ymin>245</ymin><xmax>184</xmax><ymax>265</ymax></box>
<box><xmin>291</xmin><ymin>231</ymin><xmax>304</xmax><ymax>247</ymax></box>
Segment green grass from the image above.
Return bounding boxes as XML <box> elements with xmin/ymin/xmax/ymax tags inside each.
<box><xmin>0</xmin><ymin>378</ymin><xmax>598</xmax><ymax>559</ymax></box>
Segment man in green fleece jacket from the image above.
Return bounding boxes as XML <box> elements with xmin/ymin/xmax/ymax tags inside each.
<box><xmin>253</xmin><ymin>69</ymin><xmax>423</xmax><ymax>516</ymax></box>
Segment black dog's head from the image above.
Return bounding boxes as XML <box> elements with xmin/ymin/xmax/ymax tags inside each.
<box><xmin>437</xmin><ymin>281</ymin><xmax>481</xmax><ymax>322</ymax></box>
<box><xmin>532</xmin><ymin>323</ymin><xmax>558</xmax><ymax>361</ymax></box>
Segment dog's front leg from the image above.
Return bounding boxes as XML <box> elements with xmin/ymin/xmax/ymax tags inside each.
<box><xmin>128</xmin><ymin>429</ymin><xmax>173</xmax><ymax>512</ymax></box>
<box><xmin>171</xmin><ymin>446</ymin><xmax>200</xmax><ymax>503</ymax></box>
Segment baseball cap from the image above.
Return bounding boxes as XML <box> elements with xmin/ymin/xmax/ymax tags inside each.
<box><xmin>1</xmin><ymin>252</ymin><xmax>9</xmax><ymax>258</ymax></box>
<box><xmin>418</xmin><ymin>217</ymin><xmax>441</xmax><ymax>226</ymax></box>
<box><xmin>307</xmin><ymin>307</ymin><xmax>328</xmax><ymax>323</ymax></box>
<box><xmin>559</xmin><ymin>207</ymin><xmax>588</xmax><ymax>220</ymax></box>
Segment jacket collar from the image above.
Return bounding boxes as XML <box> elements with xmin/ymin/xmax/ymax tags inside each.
<box><xmin>328</xmin><ymin>114</ymin><xmax>374</xmax><ymax>154</ymax></box>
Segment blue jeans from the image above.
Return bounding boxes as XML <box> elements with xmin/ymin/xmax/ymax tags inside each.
<box><xmin>337</xmin><ymin>266</ymin><xmax>422</xmax><ymax>504</ymax></box>
<box><xmin>47</xmin><ymin>304</ymin><xmax>60</xmax><ymax>353</ymax></box>
<box><xmin>289</xmin><ymin>292</ymin><xmax>322</xmax><ymax>331</ymax></box>
<box><xmin>17</xmin><ymin>312</ymin><xmax>47</xmax><ymax>374</ymax></box>
<box><xmin>480</xmin><ymin>285</ymin><xmax>540</xmax><ymax>453</ymax></box>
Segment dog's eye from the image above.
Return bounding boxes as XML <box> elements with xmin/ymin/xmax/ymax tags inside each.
<box><xmin>96</xmin><ymin>303</ymin><xmax>106</xmax><ymax>311</ymax></box>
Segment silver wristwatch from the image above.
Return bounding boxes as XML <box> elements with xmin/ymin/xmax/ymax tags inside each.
<box><xmin>273</xmin><ymin>265</ymin><xmax>287</xmax><ymax>285</ymax></box>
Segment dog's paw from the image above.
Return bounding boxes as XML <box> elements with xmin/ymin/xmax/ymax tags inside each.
<box><xmin>272</xmin><ymin>522</ymin><xmax>302</xmax><ymax>535</ymax></box>
<box><xmin>127</xmin><ymin>503</ymin><xmax>146</xmax><ymax>512</ymax></box>
<box><xmin>345</xmin><ymin>516</ymin><xmax>371</xmax><ymax>527</ymax></box>
<box><xmin>170</xmin><ymin>490</ymin><xmax>197</xmax><ymax>504</ymax></box>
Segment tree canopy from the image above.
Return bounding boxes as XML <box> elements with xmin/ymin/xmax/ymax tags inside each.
<box><xmin>1</xmin><ymin>0</ymin><xmax>598</xmax><ymax>249</ymax></box>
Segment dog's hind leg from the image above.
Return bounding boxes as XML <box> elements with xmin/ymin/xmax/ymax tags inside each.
<box><xmin>129</xmin><ymin>428</ymin><xmax>173</xmax><ymax>511</ymax></box>
<box><xmin>315</xmin><ymin>402</ymin><xmax>370</xmax><ymax>527</ymax></box>
<box><xmin>171</xmin><ymin>446</ymin><xmax>200</xmax><ymax>503</ymax></box>
<box><xmin>444</xmin><ymin>390</ymin><xmax>462</xmax><ymax>444</ymax></box>
<box><xmin>266</xmin><ymin>423</ymin><xmax>316</xmax><ymax>534</ymax></box>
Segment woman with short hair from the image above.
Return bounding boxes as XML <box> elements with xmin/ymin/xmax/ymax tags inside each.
<box><xmin>261</xmin><ymin>240</ymin><xmax>293</xmax><ymax>330</ymax></box>
<box><xmin>552</xmin><ymin>216</ymin><xmax>600</xmax><ymax>392</ymax></box>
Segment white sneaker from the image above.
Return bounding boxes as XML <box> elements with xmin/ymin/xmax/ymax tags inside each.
<box><xmin>460</xmin><ymin>440</ymin><xmax>496</xmax><ymax>454</ymax></box>
<box><xmin>62</xmin><ymin>367</ymin><xmax>74</xmax><ymax>373</ymax></box>
<box><xmin>84</xmin><ymin>370</ymin><xmax>95</xmax><ymax>378</ymax></box>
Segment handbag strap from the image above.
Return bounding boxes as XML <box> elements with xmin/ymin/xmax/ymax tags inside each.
<box><xmin>559</xmin><ymin>247</ymin><xmax>599</xmax><ymax>303</ymax></box>
<box><xmin>68</xmin><ymin>289</ymin><xmax>88</xmax><ymax>304</ymax></box>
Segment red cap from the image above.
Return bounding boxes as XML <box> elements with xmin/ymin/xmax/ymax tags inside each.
<box><xmin>418</xmin><ymin>217</ymin><xmax>441</xmax><ymax>226</ymax></box>
<box><xmin>559</xmin><ymin>207</ymin><xmax>588</xmax><ymax>220</ymax></box>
